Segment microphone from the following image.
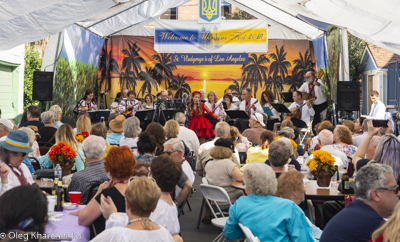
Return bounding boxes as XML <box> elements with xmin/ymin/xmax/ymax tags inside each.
<box><xmin>182</xmin><ymin>93</ymin><xmax>188</xmax><ymax>100</ymax></box>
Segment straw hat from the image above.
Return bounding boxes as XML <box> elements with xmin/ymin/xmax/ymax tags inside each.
<box><xmin>0</xmin><ymin>130</ymin><xmax>33</xmax><ymax>153</ymax></box>
<box><xmin>109</xmin><ymin>115</ymin><xmax>125</xmax><ymax>133</ymax></box>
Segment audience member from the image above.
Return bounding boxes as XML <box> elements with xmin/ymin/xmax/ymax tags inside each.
<box><xmin>90</xmin><ymin>123</ymin><xmax>111</xmax><ymax>159</ymax></box>
<box><xmin>146</xmin><ymin>123</ymin><xmax>166</xmax><ymax>156</ymax></box>
<box><xmin>0</xmin><ymin>185</ymin><xmax>48</xmax><ymax>240</ymax></box>
<box><xmin>229</xmin><ymin>126</ymin><xmax>251</xmax><ymax>152</ymax></box>
<box><xmin>371</xmin><ymin>201</ymin><xmax>400</xmax><ymax>242</ymax></box>
<box><xmin>19</xmin><ymin>106</ymin><xmax>43</xmax><ymax>130</ymax></box>
<box><xmin>0</xmin><ymin>119</ymin><xmax>13</xmax><ymax>141</ymax></box>
<box><xmin>77</xmin><ymin>146</ymin><xmax>136</xmax><ymax>239</ymax></box>
<box><xmin>38</xmin><ymin>124</ymin><xmax>85</xmax><ymax>171</ymax></box>
<box><xmin>332</xmin><ymin>125</ymin><xmax>358</xmax><ymax>159</ymax></box>
<box><xmin>106</xmin><ymin>115</ymin><xmax>125</xmax><ymax>145</ymax></box>
<box><xmin>242</xmin><ymin>113</ymin><xmax>266</xmax><ymax>145</ymax></box>
<box><xmin>18</xmin><ymin>110</ymin><xmax>28</xmax><ymax>128</ymax></box>
<box><xmin>136</xmin><ymin>132</ymin><xmax>157</xmax><ymax>164</ymax></box>
<box><xmin>277</xmin><ymin>126</ymin><xmax>295</xmax><ymax>139</ymax></box>
<box><xmin>119</xmin><ymin>117</ymin><xmax>141</xmax><ymax>149</ymax></box>
<box><xmin>304</xmin><ymin>120</ymin><xmax>333</xmax><ymax>154</ymax></box>
<box><xmin>75</xmin><ymin>114</ymin><xmax>91</xmax><ymax>135</ymax></box>
<box><xmin>49</xmin><ymin>104</ymin><xmax>63</xmax><ymax>129</ymax></box>
<box><xmin>321</xmin><ymin>164</ymin><xmax>399</xmax><ymax>242</ymax></box>
<box><xmin>37</xmin><ymin>111</ymin><xmax>57</xmax><ymax>145</ymax></box>
<box><xmin>223</xmin><ymin>163</ymin><xmax>313</xmax><ymax>241</ymax></box>
<box><xmin>175</xmin><ymin>112</ymin><xmax>200</xmax><ymax>161</ymax></box>
<box><xmin>90</xmin><ymin>177</ymin><xmax>174</xmax><ymax>242</ymax></box>
<box><xmin>275</xmin><ymin>170</ymin><xmax>322</xmax><ymax>241</ymax></box>
<box><xmin>18</xmin><ymin>127</ymin><xmax>38</xmax><ymax>173</ymax></box>
<box><xmin>343</xmin><ymin>120</ymin><xmax>355</xmax><ymax>133</ymax></box>
<box><xmin>318</xmin><ymin>129</ymin><xmax>348</xmax><ymax>178</ymax></box>
<box><xmin>0</xmin><ymin>131</ymin><xmax>34</xmax><ymax>195</ymax></box>
<box><xmin>354</xmin><ymin>118</ymin><xmax>369</xmax><ymax>147</ymax></box>
<box><xmin>265</xmin><ymin>140</ymin><xmax>292</xmax><ymax>178</ymax></box>
<box><xmin>265</xmin><ymin>137</ymin><xmax>301</xmax><ymax>172</ymax></box>
<box><xmin>164</xmin><ymin>120</ymin><xmax>189</xmax><ymax>158</ymax></box>
<box><xmin>67</xmin><ymin>135</ymin><xmax>108</xmax><ymax>205</ymax></box>
<box><xmin>245</xmin><ymin>130</ymin><xmax>274</xmax><ymax>165</ymax></box>
<box><xmin>353</xmin><ymin>116</ymin><xmax>366</xmax><ymax>137</ymax></box>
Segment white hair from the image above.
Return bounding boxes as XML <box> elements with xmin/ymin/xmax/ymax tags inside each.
<box><xmin>164</xmin><ymin>138</ymin><xmax>185</xmax><ymax>154</ymax></box>
<box><xmin>355</xmin><ymin>163</ymin><xmax>393</xmax><ymax>201</ymax></box>
<box><xmin>18</xmin><ymin>127</ymin><xmax>36</xmax><ymax>144</ymax></box>
<box><xmin>318</xmin><ymin>129</ymin><xmax>334</xmax><ymax>145</ymax></box>
<box><xmin>82</xmin><ymin>135</ymin><xmax>106</xmax><ymax>159</ymax></box>
<box><xmin>215</xmin><ymin>122</ymin><xmax>230</xmax><ymax>137</ymax></box>
<box><xmin>41</xmin><ymin>111</ymin><xmax>55</xmax><ymax>124</ymax></box>
<box><xmin>174</xmin><ymin>112</ymin><xmax>186</xmax><ymax>124</ymax></box>
<box><xmin>277</xmin><ymin>137</ymin><xmax>293</xmax><ymax>155</ymax></box>
<box><xmin>243</xmin><ymin>163</ymin><xmax>277</xmax><ymax>195</ymax></box>
<box><xmin>123</xmin><ymin>117</ymin><xmax>141</xmax><ymax>138</ymax></box>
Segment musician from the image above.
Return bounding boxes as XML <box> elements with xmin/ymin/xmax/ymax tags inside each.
<box><xmin>239</xmin><ymin>88</ymin><xmax>263</xmax><ymax>115</ymax></box>
<box><xmin>198</xmin><ymin>89</ymin><xmax>207</xmax><ymax>102</ymax></box>
<box><xmin>142</xmin><ymin>94</ymin><xmax>154</xmax><ymax>110</ymax></box>
<box><xmin>216</xmin><ymin>88</ymin><xmax>240</xmax><ymax>105</ymax></box>
<box><xmin>261</xmin><ymin>90</ymin><xmax>281</xmax><ymax>131</ymax></box>
<box><xmin>205</xmin><ymin>90</ymin><xmax>224</xmax><ymax>117</ymax></box>
<box><xmin>365</xmin><ymin>90</ymin><xmax>386</xmax><ymax>119</ymax></box>
<box><xmin>155</xmin><ymin>90</ymin><xmax>175</xmax><ymax>109</ymax></box>
<box><xmin>73</xmin><ymin>89</ymin><xmax>97</xmax><ymax>115</ymax></box>
<box><xmin>298</xmin><ymin>71</ymin><xmax>327</xmax><ymax>125</ymax></box>
<box><xmin>109</xmin><ymin>92</ymin><xmax>122</xmax><ymax>115</ymax></box>
<box><xmin>121</xmin><ymin>88</ymin><xmax>128</xmax><ymax>99</ymax></box>
<box><xmin>288</xmin><ymin>91</ymin><xmax>315</xmax><ymax>125</ymax></box>
<box><xmin>167</xmin><ymin>90</ymin><xmax>174</xmax><ymax>100</ymax></box>
<box><xmin>118</xmin><ymin>90</ymin><xmax>142</xmax><ymax>117</ymax></box>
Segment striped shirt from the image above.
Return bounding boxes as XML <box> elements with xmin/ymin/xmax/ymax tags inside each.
<box><xmin>66</xmin><ymin>160</ymin><xmax>109</xmax><ymax>205</ymax></box>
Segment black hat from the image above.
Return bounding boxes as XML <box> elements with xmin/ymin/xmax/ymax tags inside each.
<box><xmin>214</xmin><ymin>138</ymin><xmax>235</xmax><ymax>153</ymax></box>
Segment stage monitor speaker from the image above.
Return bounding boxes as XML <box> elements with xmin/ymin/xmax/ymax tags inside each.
<box><xmin>337</xmin><ymin>81</ymin><xmax>360</xmax><ymax>111</ymax></box>
<box><xmin>32</xmin><ymin>71</ymin><xmax>54</xmax><ymax>101</ymax></box>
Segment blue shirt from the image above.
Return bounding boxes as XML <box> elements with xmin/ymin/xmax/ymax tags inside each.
<box><xmin>53</xmin><ymin>121</ymin><xmax>63</xmax><ymax>129</ymax></box>
<box><xmin>223</xmin><ymin>194</ymin><xmax>314</xmax><ymax>242</ymax></box>
<box><xmin>106</xmin><ymin>133</ymin><xmax>124</xmax><ymax>145</ymax></box>
<box><xmin>320</xmin><ymin>200</ymin><xmax>384</xmax><ymax>242</ymax></box>
<box><xmin>38</xmin><ymin>144</ymin><xmax>85</xmax><ymax>171</ymax></box>
<box><xmin>23</xmin><ymin>157</ymin><xmax>35</xmax><ymax>174</ymax></box>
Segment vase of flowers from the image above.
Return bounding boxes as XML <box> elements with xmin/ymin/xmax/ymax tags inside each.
<box><xmin>307</xmin><ymin>150</ymin><xmax>338</xmax><ymax>187</ymax></box>
<box><xmin>75</xmin><ymin>131</ymin><xmax>89</xmax><ymax>143</ymax></box>
<box><xmin>48</xmin><ymin>142</ymin><xmax>77</xmax><ymax>177</ymax></box>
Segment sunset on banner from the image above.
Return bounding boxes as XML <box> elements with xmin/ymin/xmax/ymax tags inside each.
<box><xmin>98</xmin><ymin>35</ymin><xmax>315</xmax><ymax>102</ymax></box>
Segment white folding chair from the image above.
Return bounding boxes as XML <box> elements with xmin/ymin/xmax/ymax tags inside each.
<box><xmin>238</xmin><ymin>223</ymin><xmax>260</xmax><ymax>242</ymax></box>
<box><xmin>200</xmin><ymin>184</ymin><xmax>233</xmax><ymax>242</ymax></box>
<box><xmin>202</xmin><ymin>177</ymin><xmax>209</xmax><ymax>185</ymax></box>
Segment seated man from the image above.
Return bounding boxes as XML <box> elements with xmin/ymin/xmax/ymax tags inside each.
<box><xmin>66</xmin><ymin>135</ymin><xmax>109</xmax><ymax>204</ymax></box>
<box><xmin>242</xmin><ymin>113</ymin><xmax>266</xmax><ymax>145</ymax></box>
<box><xmin>90</xmin><ymin>123</ymin><xmax>111</xmax><ymax>160</ymax></box>
<box><xmin>37</xmin><ymin>111</ymin><xmax>57</xmax><ymax>145</ymax></box>
<box><xmin>175</xmin><ymin>112</ymin><xmax>200</xmax><ymax>162</ymax></box>
<box><xmin>19</xmin><ymin>105</ymin><xmax>44</xmax><ymax>130</ymax></box>
<box><xmin>321</xmin><ymin>163</ymin><xmax>399</xmax><ymax>242</ymax></box>
<box><xmin>100</xmin><ymin>154</ymin><xmax>182</xmax><ymax>236</ymax></box>
<box><xmin>264</xmin><ymin>140</ymin><xmax>292</xmax><ymax>178</ymax></box>
<box><xmin>288</xmin><ymin>91</ymin><xmax>314</xmax><ymax>125</ymax></box>
<box><xmin>0</xmin><ymin>118</ymin><xmax>13</xmax><ymax>141</ymax></box>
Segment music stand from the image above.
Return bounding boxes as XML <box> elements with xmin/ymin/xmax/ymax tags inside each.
<box><xmin>225</xmin><ymin>110</ymin><xmax>249</xmax><ymax>119</ymax></box>
<box><xmin>162</xmin><ymin>108</ymin><xmax>178</xmax><ymax>121</ymax></box>
<box><xmin>135</xmin><ymin>110</ymin><xmax>154</xmax><ymax>120</ymax></box>
<box><xmin>87</xmin><ymin>110</ymin><xmax>111</xmax><ymax>123</ymax></box>
<box><xmin>291</xmin><ymin>117</ymin><xmax>307</xmax><ymax>128</ymax></box>
<box><xmin>281</xmin><ymin>92</ymin><xmax>294</xmax><ymax>103</ymax></box>
<box><xmin>270</xmin><ymin>103</ymin><xmax>291</xmax><ymax>114</ymax></box>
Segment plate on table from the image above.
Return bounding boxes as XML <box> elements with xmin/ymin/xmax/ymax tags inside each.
<box><xmin>64</xmin><ymin>203</ymin><xmax>77</xmax><ymax>210</ymax></box>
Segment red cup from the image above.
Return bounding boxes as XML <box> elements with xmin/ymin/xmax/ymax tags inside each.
<box><xmin>69</xmin><ymin>191</ymin><xmax>81</xmax><ymax>207</ymax></box>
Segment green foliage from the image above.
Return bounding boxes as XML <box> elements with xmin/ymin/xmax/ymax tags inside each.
<box><xmin>23</xmin><ymin>44</ymin><xmax>41</xmax><ymax>109</ymax></box>
<box><xmin>224</xmin><ymin>9</ymin><xmax>255</xmax><ymax>20</ymax></box>
<box><xmin>348</xmin><ymin>32</ymin><xmax>366</xmax><ymax>81</ymax></box>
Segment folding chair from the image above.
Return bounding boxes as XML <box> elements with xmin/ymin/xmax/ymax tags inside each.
<box><xmin>197</xmin><ymin>177</ymin><xmax>209</xmax><ymax>229</ymax></box>
<box><xmin>200</xmin><ymin>184</ymin><xmax>233</xmax><ymax>242</ymax></box>
<box><xmin>238</xmin><ymin>223</ymin><xmax>260</xmax><ymax>242</ymax></box>
<box><xmin>30</xmin><ymin>157</ymin><xmax>40</xmax><ymax>171</ymax></box>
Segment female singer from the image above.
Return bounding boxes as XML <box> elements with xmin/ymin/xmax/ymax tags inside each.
<box><xmin>142</xmin><ymin>94</ymin><xmax>154</xmax><ymax>110</ymax></box>
<box><xmin>109</xmin><ymin>92</ymin><xmax>122</xmax><ymax>115</ymax></box>
<box><xmin>74</xmin><ymin>89</ymin><xmax>97</xmax><ymax>115</ymax></box>
<box><xmin>261</xmin><ymin>90</ymin><xmax>280</xmax><ymax>130</ymax></box>
<box><xmin>188</xmin><ymin>91</ymin><xmax>220</xmax><ymax>144</ymax></box>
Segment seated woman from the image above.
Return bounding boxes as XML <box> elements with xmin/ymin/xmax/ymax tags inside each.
<box><xmin>223</xmin><ymin>163</ymin><xmax>313</xmax><ymax>241</ymax></box>
<box><xmin>106</xmin><ymin>115</ymin><xmax>125</xmax><ymax>145</ymax></box>
<box><xmin>164</xmin><ymin>120</ymin><xmax>189</xmax><ymax>158</ymax></box>
<box><xmin>18</xmin><ymin>127</ymin><xmax>38</xmax><ymax>173</ymax></box>
<box><xmin>136</xmin><ymin>132</ymin><xmax>157</xmax><ymax>164</ymax></box>
<box><xmin>50</xmin><ymin>104</ymin><xmax>63</xmax><ymax>129</ymax></box>
<box><xmin>119</xmin><ymin>117</ymin><xmax>141</xmax><ymax>151</ymax></box>
<box><xmin>304</xmin><ymin>120</ymin><xmax>333</xmax><ymax>154</ymax></box>
<box><xmin>0</xmin><ymin>185</ymin><xmax>48</xmax><ymax>240</ymax></box>
<box><xmin>74</xmin><ymin>113</ymin><xmax>92</xmax><ymax>135</ymax></box>
<box><xmin>146</xmin><ymin>123</ymin><xmax>166</xmax><ymax>156</ymax></box>
<box><xmin>0</xmin><ymin>130</ymin><xmax>34</xmax><ymax>195</ymax></box>
<box><xmin>142</xmin><ymin>94</ymin><xmax>154</xmax><ymax>110</ymax></box>
<box><xmin>38</xmin><ymin>124</ymin><xmax>85</xmax><ymax>171</ymax></box>
<box><xmin>245</xmin><ymin>130</ymin><xmax>274</xmax><ymax>165</ymax></box>
<box><xmin>109</xmin><ymin>92</ymin><xmax>122</xmax><ymax>116</ymax></box>
<box><xmin>77</xmin><ymin>146</ymin><xmax>136</xmax><ymax>239</ymax></box>
<box><xmin>275</xmin><ymin>171</ymin><xmax>322</xmax><ymax>241</ymax></box>
<box><xmin>265</xmin><ymin>137</ymin><xmax>301</xmax><ymax>172</ymax></box>
<box><xmin>332</xmin><ymin>125</ymin><xmax>358</xmax><ymax>160</ymax></box>
<box><xmin>229</xmin><ymin>126</ymin><xmax>251</xmax><ymax>153</ymax></box>
<box><xmin>205</xmin><ymin>138</ymin><xmax>243</xmax><ymax>204</ymax></box>
<box><xmin>90</xmin><ymin>177</ymin><xmax>175</xmax><ymax>242</ymax></box>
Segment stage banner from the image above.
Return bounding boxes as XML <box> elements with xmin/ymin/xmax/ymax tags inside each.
<box><xmin>154</xmin><ymin>19</ymin><xmax>267</xmax><ymax>53</ymax></box>
<box><xmin>198</xmin><ymin>0</ymin><xmax>221</xmax><ymax>23</ymax></box>
<box><xmin>171</xmin><ymin>53</ymin><xmax>248</xmax><ymax>65</ymax></box>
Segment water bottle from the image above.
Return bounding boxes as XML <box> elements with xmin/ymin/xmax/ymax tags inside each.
<box><xmin>303</xmin><ymin>151</ymin><xmax>309</xmax><ymax>165</ymax></box>
<box><xmin>54</xmin><ymin>164</ymin><xmax>62</xmax><ymax>180</ymax></box>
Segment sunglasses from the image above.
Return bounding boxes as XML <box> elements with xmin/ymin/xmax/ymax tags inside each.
<box><xmin>376</xmin><ymin>185</ymin><xmax>400</xmax><ymax>194</ymax></box>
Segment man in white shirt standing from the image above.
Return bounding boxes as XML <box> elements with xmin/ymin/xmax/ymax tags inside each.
<box><xmin>366</xmin><ymin>90</ymin><xmax>386</xmax><ymax>119</ymax></box>
<box><xmin>288</xmin><ymin>91</ymin><xmax>315</xmax><ymax>125</ymax></box>
<box><xmin>298</xmin><ymin>71</ymin><xmax>328</xmax><ymax>126</ymax></box>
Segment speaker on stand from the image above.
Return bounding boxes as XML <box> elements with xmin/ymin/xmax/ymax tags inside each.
<box><xmin>336</xmin><ymin>81</ymin><xmax>360</xmax><ymax>122</ymax></box>
<box><xmin>32</xmin><ymin>71</ymin><xmax>54</xmax><ymax>111</ymax></box>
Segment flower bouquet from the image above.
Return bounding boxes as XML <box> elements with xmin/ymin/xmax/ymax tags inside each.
<box><xmin>307</xmin><ymin>150</ymin><xmax>338</xmax><ymax>187</ymax></box>
<box><xmin>48</xmin><ymin>142</ymin><xmax>77</xmax><ymax>176</ymax></box>
<box><xmin>274</xmin><ymin>136</ymin><xmax>298</xmax><ymax>151</ymax></box>
<box><xmin>75</xmin><ymin>131</ymin><xmax>89</xmax><ymax>143</ymax></box>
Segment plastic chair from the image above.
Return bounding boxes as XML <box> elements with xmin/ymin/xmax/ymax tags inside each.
<box><xmin>196</xmin><ymin>177</ymin><xmax>209</xmax><ymax>229</ymax></box>
<box><xmin>200</xmin><ymin>184</ymin><xmax>233</xmax><ymax>242</ymax></box>
<box><xmin>238</xmin><ymin>223</ymin><xmax>260</xmax><ymax>242</ymax></box>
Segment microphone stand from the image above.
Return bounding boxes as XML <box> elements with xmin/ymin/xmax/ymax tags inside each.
<box><xmin>196</xmin><ymin>102</ymin><xmax>200</xmax><ymax>138</ymax></box>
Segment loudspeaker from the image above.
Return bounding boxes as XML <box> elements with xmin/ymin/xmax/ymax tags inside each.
<box><xmin>337</xmin><ymin>81</ymin><xmax>360</xmax><ymax>111</ymax></box>
<box><xmin>32</xmin><ymin>71</ymin><xmax>54</xmax><ymax>101</ymax></box>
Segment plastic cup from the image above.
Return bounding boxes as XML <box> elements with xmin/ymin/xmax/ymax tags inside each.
<box><xmin>47</xmin><ymin>196</ymin><xmax>56</xmax><ymax>212</ymax></box>
<box><xmin>69</xmin><ymin>192</ymin><xmax>81</xmax><ymax>207</ymax></box>
<box><xmin>41</xmin><ymin>178</ymin><xmax>49</xmax><ymax>186</ymax></box>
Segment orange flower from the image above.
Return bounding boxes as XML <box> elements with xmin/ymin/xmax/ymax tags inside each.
<box><xmin>48</xmin><ymin>142</ymin><xmax>77</xmax><ymax>164</ymax></box>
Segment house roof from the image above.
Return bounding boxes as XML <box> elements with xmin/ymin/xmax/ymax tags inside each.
<box><xmin>367</xmin><ymin>43</ymin><xmax>400</xmax><ymax>69</ymax></box>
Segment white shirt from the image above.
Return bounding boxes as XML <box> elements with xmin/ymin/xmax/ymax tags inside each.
<box><xmin>367</xmin><ymin>100</ymin><xmax>386</xmax><ymax>119</ymax></box>
<box><xmin>353</xmin><ymin>132</ymin><xmax>368</xmax><ymax>148</ymax></box>
<box><xmin>239</xmin><ymin>98</ymin><xmax>263</xmax><ymax>115</ymax></box>
<box><xmin>106</xmin><ymin>199</ymin><xmax>180</xmax><ymax>235</ymax></box>
<box><xmin>109</xmin><ymin>102</ymin><xmax>119</xmax><ymax>115</ymax></box>
<box><xmin>119</xmin><ymin>137</ymin><xmax>138</xmax><ymax>148</ymax></box>
<box><xmin>0</xmin><ymin>161</ymin><xmax>33</xmax><ymax>196</ymax></box>
<box><xmin>298</xmin><ymin>79</ymin><xmax>327</xmax><ymax>105</ymax></box>
<box><xmin>220</xmin><ymin>103</ymin><xmax>239</xmax><ymax>117</ymax></box>
<box><xmin>288</xmin><ymin>101</ymin><xmax>315</xmax><ymax>125</ymax></box>
<box><xmin>90</xmin><ymin>226</ymin><xmax>174</xmax><ymax>242</ymax></box>
<box><xmin>118</xmin><ymin>99</ymin><xmax>142</xmax><ymax>115</ymax></box>
<box><xmin>216</xmin><ymin>96</ymin><xmax>240</xmax><ymax>106</ymax></box>
<box><xmin>177</xmin><ymin>126</ymin><xmax>200</xmax><ymax>160</ymax></box>
<box><xmin>319</xmin><ymin>145</ymin><xmax>348</xmax><ymax>179</ymax></box>
<box><xmin>176</xmin><ymin>159</ymin><xmax>195</xmax><ymax>198</ymax></box>
<box><xmin>308</xmin><ymin>136</ymin><xmax>319</xmax><ymax>154</ymax></box>
<box><xmin>205</xmin><ymin>101</ymin><xmax>224</xmax><ymax>117</ymax></box>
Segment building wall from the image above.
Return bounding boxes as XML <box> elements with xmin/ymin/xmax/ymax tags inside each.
<box><xmin>178</xmin><ymin>0</ymin><xmax>198</xmax><ymax>20</ymax></box>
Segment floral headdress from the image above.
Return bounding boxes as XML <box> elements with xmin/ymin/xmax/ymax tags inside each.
<box><xmin>192</xmin><ymin>91</ymin><xmax>202</xmax><ymax>97</ymax></box>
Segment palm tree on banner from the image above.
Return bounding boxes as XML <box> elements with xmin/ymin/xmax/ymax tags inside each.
<box><xmin>269</xmin><ymin>45</ymin><xmax>292</xmax><ymax>79</ymax></box>
<box><xmin>169</xmin><ymin>74</ymin><xmax>191</xmax><ymax>98</ymax></box>
<box><xmin>99</xmin><ymin>46</ymin><xmax>120</xmax><ymax>92</ymax></box>
<box><xmin>241</xmin><ymin>53</ymin><xmax>270</xmax><ymax>97</ymax></box>
<box><xmin>287</xmin><ymin>70</ymin><xmax>304</xmax><ymax>93</ymax></box>
<box><xmin>265</xmin><ymin>76</ymin><xmax>284</xmax><ymax>100</ymax></box>
<box><xmin>138</xmin><ymin>67</ymin><xmax>159</xmax><ymax>97</ymax></box>
<box><xmin>228</xmin><ymin>79</ymin><xmax>249</xmax><ymax>100</ymax></box>
<box><xmin>120</xmin><ymin>41</ymin><xmax>145</xmax><ymax>90</ymax></box>
<box><xmin>292</xmin><ymin>49</ymin><xmax>314</xmax><ymax>80</ymax></box>
<box><xmin>152</xmin><ymin>53</ymin><xmax>177</xmax><ymax>90</ymax></box>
